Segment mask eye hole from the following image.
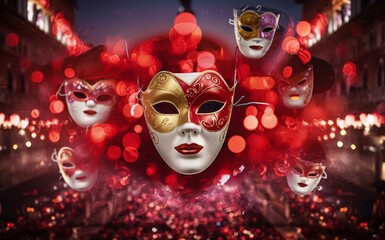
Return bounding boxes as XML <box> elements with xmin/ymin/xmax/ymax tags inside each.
<box><xmin>197</xmin><ymin>101</ymin><xmax>225</xmax><ymax>114</ymax></box>
<box><xmin>72</xmin><ymin>91</ymin><xmax>87</xmax><ymax>99</ymax></box>
<box><xmin>298</xmin><ymin>79</ymin><xmax>307</xmax><ymax>86</ymax></box>
<box><xmin>308</xmin><ymin>172</ymin><xmax>319</xmax><ymax>178</ymax></box>
<box><xmin>240</xmin><ymin>25</ymin><xmax>253</xmax><ymax>32</ymax></box>
<box><xmin>292</xmin><ymin>166</ymin><xmax>303</xmax><ymax>175</ymax></box>
<box><xmin>152</xmin><ymin>102</ymin><xmax>179</xmax><ymax>114</ymax></box>
<box><xmin>262</xmin><ymin>27</ymin><xmax>274</xmax><ymax>33</ymax></box>
<box><xmin>96</xmin><ymin>94</ymin><xmax>114</xmax><ymax>102</ymax></box>
<box><xmin>62</xmin><ymin>162</ymin><xmax>75</xmax><ymax>168</ymax></box>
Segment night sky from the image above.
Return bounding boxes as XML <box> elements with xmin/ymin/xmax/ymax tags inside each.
<box><xmin>75</xmin><ymin>0</ymin><xmax>302</xmax><ymax>51</ymax></box>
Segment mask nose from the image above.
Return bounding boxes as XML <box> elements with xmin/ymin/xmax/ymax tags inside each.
<box><xmin>177</xmin><ymin>122</ymin><xmax>201</xmax><ymax>136</ymax></box>
<box><xmin>85</xmin><ymin>99</ymin><xmax>97</xmax><ymax>107</ymax></box>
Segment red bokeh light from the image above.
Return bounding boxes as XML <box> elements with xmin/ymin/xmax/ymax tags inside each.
<box><xmin>261</xmin><ymin>112</ymin><xmax>278</xmax><ymax>129</ymax></box>
<box><xmin>107</xmin><ymin>146</ymin><xmax>122</xmax><ymax>161</ymax></box>
<box><xmin>245</xmin><ymin>106</ymin><xmax>258</xmax><ymax>116</ymax></box>
<box><xmin>6</xmin><ymin>33</ymin><xmax>19</xmax><ymax>47</ymax></box>
<box><xmin>122</xmin><ymin>132</ymin><xmax>141</xmax><ymax>148</ymax></box>
<box><xmin>174</xmin><ymin>12</ymin><xmax>197</xmax><ymax>35</ymax></box>
<box><xmin>48</xmin><ymin>129</ymin><xmax>60</xmax><ymax>143</ymax></box>
<box><xmin>123</xmin><ymin>146</ymin><xmax>139</xmax><ymax>163</ymax></box>
<box><xmin>31</xmin><ymin>109</ymin><xmax>40</xmax><ymax>118</ymax></box>
<box><xmin>197</xmin><ymin>51</ymin><xmax>216</xmax><ymax>70</ymax></box>
<box><xmin>264</xmin><ymin>90</ymin><xmax>278</xmax><ymax>106</ymax></box>
<box><xmin>90</xmin><ymin>126</ymin><xmax>106</xmax><ymax>143</ymax></box>
<box><xmin>146</xmin><ymin>163</ymin><xmax>158</xmax><ymax>176</ymax></box>
<box><xmin>116</xmin><ymin>81</ymin><xmax>128</xmax><ymax>96</ymax></box>
<box><xmin>283</xmin><ymin>66</ymin><xmax>293</xmax><ymax>78</ymax></box>
<box><xmin>49</xmin><ymin>100</ymin><xmax>65</xmax><ymax>114</ymax></box>
<box><xmin>137</xmin><ymin>54</ymin><xmax>155</xmax><ymax>67</ymax></box>
<box><xmin>31</xmin><ymin>71</ymin><xmax>44</xmax><ymax>83</ymax></box>
<box><xmin>64</xmin><ymin>67</ymin><xmax>75</xmax><ymax>79</ymax></box>
<box><xmin>134</xmin><ymin>124</ymin><xmax>143</xmax><ymax>134</ymax></box>
<box><xmin>228</xmin><ymin>135</ymin><xmax>246</xmax><ymax>154</ymax></box>
<box><xmin>342</xmin><ymin>62</ymin><xmax>357</xmax><ymax>76</ymax></box>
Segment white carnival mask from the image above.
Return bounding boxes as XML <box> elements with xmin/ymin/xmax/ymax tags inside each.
<box><xmin>231</xmin><ymin>6</ymin><xmax>280</xmax><ymax>59</ymax></box>
<box><xmin>278</xmin><ymin>65</ymin><xmax>314</xmax><ymax>109</ymax></box>
<box><xmin>63</xmin><ymin>78</ymin><xmax>117</xmax><ymax>128</ymax></box>
<box><xmin>140</xmin><ymin>70</ymin><xmax>235</xmax><ymax>175</ymax></box>
<box><xmin>56</xmin><ymin>145</ymin><xmax>99</xmax><ymax>191</ymax></box>
<box><xmin>286</xmin><ymin>159</ymin><xmax>327</xmax><ymax>196</ymax></box>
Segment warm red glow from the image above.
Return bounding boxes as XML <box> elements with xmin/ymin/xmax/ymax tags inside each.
<box><xmin>146</xmin><ymin>163</ymin><xmax>158</xmax><ymax>176</ymax></box>
<box><xmin>261</xmin><ymin>112</ymin><xmax>278</xmax><ymax>129</ymax></box>
<box><xmin>264</xmin><ymin>90</ymin><xmax>278</xmax><ymax>106</ymax></box>
<box><xmin>134</xmin><ymin>124</ymin><xmax>143</xmax><ymax>134</ymax></box>
<box><xmin>228</xmin><ymin>135</ymin><xmax>246</xmax><ymax>154</ymax></box>
<box><xmin>298</xmin><ymin>49</ymin><xmax>312</xmax><ymax>64</ymax></box>
<box><xmin>20</xmin><ymin>57</ymin><xmax>32</xmax><ymax>70</ymax></box>
<box><xmin>122</xmin><ymin>132</ymin><xmax>141</xmax><ymax>148</ymax></box>
<box><xmin>137</xmin><ymin>54</ymin><xmax>155</xmax><ymax>67</ymax></box>
<box><xmin>286</xmin><ymin>38</ymin><xmax>300</xmax><ymax>55</ymax></box>
<box><xmin>90</xmin><ymin>126</ymin><xmax>106</xmax><ymax>143</ymax></box>
<box><xmin>107</xmin><ymin>146</ymin><xmax>122</xmax><ymax>161</ymax></box>
<box><xmin>197</xmin><ymin>51</ymin><xmax>216</xmax><ymax>70</ymax></box>
<box><xmin>178</xmin><ymin>59</ymin><xmax>194</xmax><ymax>73</ymax></box>
<box><xmin>49</xmin><ymin>100</ymin><xmax>65</xmax><ymax>114</ymax></box>
<box><xmin>165</xmin><ymin>174</ymin><xmax>178</xmax><ymax>187</ymax></box>
<box><xmin>174</xmin><ymin>12</ymin><xmax>197</xmax><ymax>35</ymax></box>
<box><xmin>6</xmin><ymin>33</ymin><xmax>19</xmax><ymax>47</ymax></box>
<box><xmin>172</xmin><ymin>38</ymin><xmax>187</xmax><ymax>55</ymax></box>
<box><xmin>64</xmin><ymin>67</ymin><xmax>75</xmax><ymax>79</ymax></box>
<box><xmin>342</xmin><ymin>62</ymin><xmax>356</xmax><ymax>76</ymax></box>
<box><xmin>116</xmin><ymin>81</ymin><xmax>128</xmax><ymax>96</ymax></box>
<box><xmin>245</xmin><ymin>106</ymin><xmax>258</xmax><ymax>116</ymax></box>
<box><xmin>48</xmin><ymin>129</ymin><xmax>60</xmax><ymax>143</ymax></box>
<box><xmin>123</xmin><ymin>146</ymin><xmax>139</xmax><ymax>163</ymax></box>
<box><xmin>31</xmin><ymin>109</ymin><xmax>40</xmax><ymax>118</ymax></box>
<box><xmin>31</xmin><ymin>71</ymin><xmax>44</xmax><ymax>83</ymax></box>
<box><xmin>243</xmin><ymin>115</ymin><xmax>259</xmax><ymax>131</ymax></box>
<box><xmin>283</xmin><ymin>66</ymin><xmax>293</xmax><ymax>78</ymax></box>
<box><xmin>296</xmin><ymin>21</ymin><xmax>311</xmax><ymax>37</ymax></box>
<box><xmin>244</xmin><ymin>76</ymin><xmax>275</xmax><ymax>90</ymax></box>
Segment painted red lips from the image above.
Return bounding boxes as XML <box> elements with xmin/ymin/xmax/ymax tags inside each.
<box><xmin>174</xmin><ymin>143</ymin><xmax>203</xmax><ymax>155</ymax></box>
<box><xmin>250</xmin><ymin>45</ymin><xmax>263</xmax><ymax>50</ymax></box>
<box><xmin>298</xmin><ymin>182</ymin><xmax>308</xmax><ymax>188</ymax></box>
<box><xmin>83</xmin><ymin>110</ymin><xmax>97</xmax><ymax>115</ymax></box>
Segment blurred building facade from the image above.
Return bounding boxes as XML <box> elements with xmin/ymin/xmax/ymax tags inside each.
<box><xmin>297</xmin><ymin>0</ymin><xmax>385</xmax><ymax>114</ymax></box>
<box><xmin>0</xmin><ymin>0</ymin><xmax>76</xmax><ymax>112</ymax></box>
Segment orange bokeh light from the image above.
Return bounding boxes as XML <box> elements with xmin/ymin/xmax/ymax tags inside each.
<box><xmin>296</xmin><ymin>21</ymin><xmax>311</xmax><ymax>37</ymax></box>
<box><xmin>31</xmin><ymin>109</ymin><xmax>40</xmax><ymax>118</ymax></box>
<box><xmin>228</xmin><ymin>135</ymin><xmax>246</xmax><ymax>154</ymax></box>
<box><xmin>197</xmin><ymin>51</ymin><xmax>216</xmax><ymax>70</ymax></box>
<box><xmin>49</xmin><ymin>100</ymin><xmax>65</xmax><ymax>114</ymax></box>
<box><xmin>243</xmin><ymin>115</ymin><xmax>259</xmax><ymax>131</ymax></box>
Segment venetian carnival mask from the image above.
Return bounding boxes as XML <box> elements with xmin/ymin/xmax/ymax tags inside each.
<box><xmin>140</xmin><ymin>70</ymin><xmax>235</xmax><ymax>175</ymax></box>
<box><xmin>231</xmin><ymin>7</ymin><xmax>280</xmax><ymax>59</ymax></box>
<box><xmin>278</xmin><ymin>65</ymin><xmax>314</xmax><ymax>109</ymax></box>
<box><xmin>56</xmin><ymin>145</ymin><xmax>99</xmax><ymax>191</ymax></box>
<box><xmin>64</xmin><ymin>78</ymin><xmax>117</xmax><ymax>128</ymax></box>
<box><xmin>286</xmin><ymin>159</ymin><xmax>327</xmax><ymax>196</ymax></box>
